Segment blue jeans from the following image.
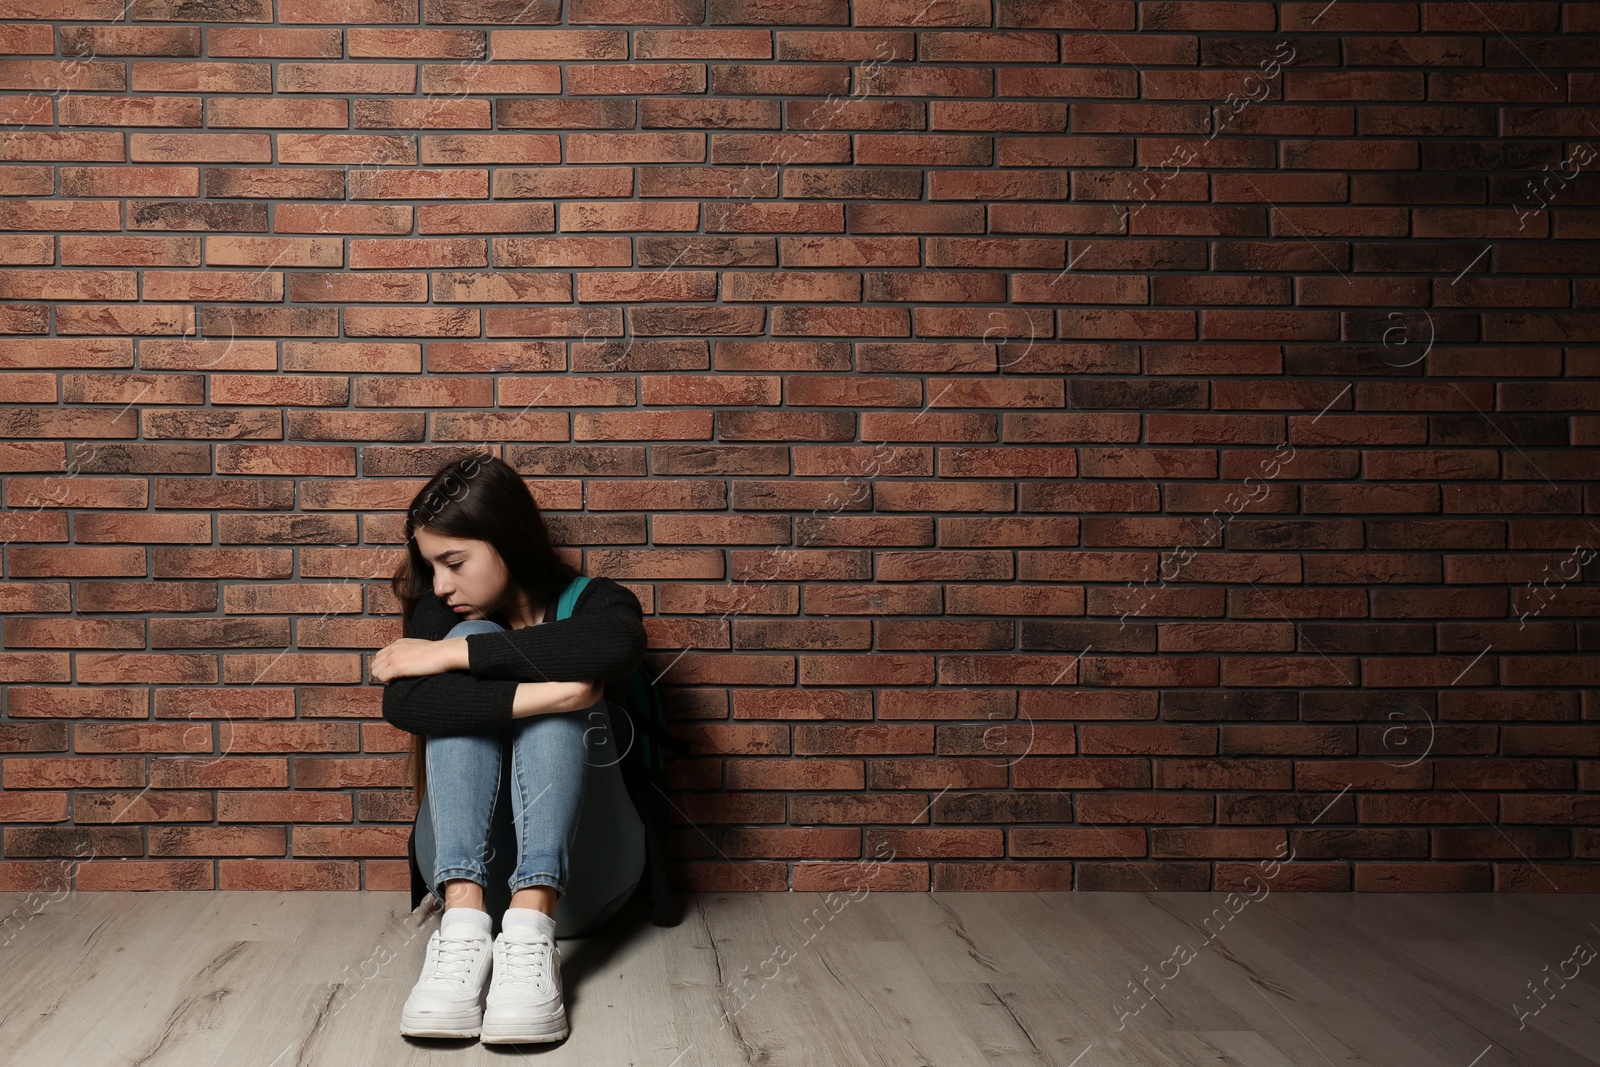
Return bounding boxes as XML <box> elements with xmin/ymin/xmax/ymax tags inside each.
<box><xmin>412</xmin><ymin>618</ymin><xmax>646</xmax><ymax>939</ymax></box>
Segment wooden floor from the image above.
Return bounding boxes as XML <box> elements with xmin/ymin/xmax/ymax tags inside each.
<box><xmin>1</xmin><ymin>887</ymin><xmax>1597</xmax><ymax>1066</ymax></box>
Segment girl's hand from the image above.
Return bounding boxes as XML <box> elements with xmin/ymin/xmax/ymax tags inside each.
<box><xmin>370</xmin><ymin>637</ymin><xmax>462</xmax><ymax>684</ymax></box>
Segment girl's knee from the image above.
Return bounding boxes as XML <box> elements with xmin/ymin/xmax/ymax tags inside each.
<box><xmin>447</xmin><ymin>619</ymin><xmax>505</xmax><ymax>638</ymax></box>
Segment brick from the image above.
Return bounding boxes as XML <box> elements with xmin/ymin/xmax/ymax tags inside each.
<box><xmin>76</xmin><ymin>860</ymin><xmax>214</xmax><ymax>892</ymax></box>
<box><xmin>277</xmin><ymin>0</ymin><xmax>416</xmax><ymax>19</ymax></box>
<box><xmin>207</xmin><ymin>98</ymin><xmax>348</xmax><ymax>129</ymax></box>
<box><xmin>348</xmin><ymin>28</ymin><xmax>485</xmax><ymax>58</ymax></box>
<box><xmin>1356</xmin><ymin>105</ymin><xmax>1491</xmax><ymax>137</ymax></box>
<box><xmin>130</xmin><ymin>133</ymin><xmax>271</xmax><ymax>163</ymax></box>
<box><xmin>207</xmin><ymin>28</ymin><xmax>343</xmax><ymax>57</ymax></box>
<box><xmin>1140</xmin><ymin>2</ymin><xmax>1276</xmax><ymax>30</ymax></box>
<box><xmin>348</xmin><ymin>237</ymin><xmax>485</xmax><ymax>268</ymax></box>
<box><xmin>130</xmin><ymin>61</ymin><xmax>269</xmax><ymax>93</ymax></box>
<box><xmin>1219</xmin><ymin>861</ymin><xmax>1351</xmax><ymax>892</ymax></box>
<box><xmin>1421</xmin><ymin>3</ymin><xmax>1559</xmax><ymax>32</ymax></box>
<box><xmin>1354</xmin><ymin>863</ymin><xmax>1492</xmax><ymax>891</ymax></box>
<box><xmin>127</xmin><ymin>200</ymin><xmax>268</xmax><ymax>231</ymax></box>
<box><xmin>1281</xmin><ymin>2</ymin><xmax>1417</xmax><ymax>30</ymax></box>
<box><xmin>356</xmin><ymin>98</ymin><xmax>493</xmax><ymax>129</ymax></box>
<box><xmin>206</xmin><ymin>168</ymin><xmax>345</xmax><ymax>200</ymax></box>
<box><xmin>0</xmin><ymin>110</ymin><xmax>50</xmax><ymax>143</ymax></box>
<box><xmin>1073</xmin><ymin>102</ymin><xmax>1211</xmax><ymax>134</ymax></box>
<box><xmin>57</xmin><ymin>303</ymin><xmax>195</xmax><ymax>337</ymax></box>
<box><xmin>350</xmin><ymin>169</ymin><xmax>488</xmax><ymax>199</ymax></box>
<box><xmin>218</xmin><ymin>860</ymin><xmax>357</xmax><ymax>891</ymax></box>
<box><xmin>206</xmin><ymin>236</ymin><xmax>343</xmax><ymax>268</ymax></box>
<box><xmin>1152</xmin><ymin>828</ymin><xmax>1285</xmax><ymax>858</ymax></box>
<box><xmin>62</xmin><ymin>26</ymin><xmax>201</xmax><ymax>56</ymax></box>
<box><xmin>1346</xmin><ymin>35</ymin><xmax>1480</xmax><ymax>65</ymax></box>
<box><xmin>270</xmin><ymin>202</ymin><xmax>409</xmax><ymax>233</ymax></box>
<box><xmin>422</xmin><ymin>204</ymin><xmax>553</xmax><ymax>239</ymax></box>
<box><xmin>128</xmin><ymin>0</ymin><xmax>272</xmax><ymax>16</ymax></box>
<box><xmin>935</xmin><ymin>861</ymin><xmax>1075</xmax><ymax>891</ymax></box>
<box><xmin>60</xmin><ymin>96</ymin><xmax>202</xmax><ymax>128</ymax></box>
<box><xmin>0</xmin><ymin>132</ymin><xmax>124</xmax><ymax>161</ymax></box>
<box><xmin>277</xmin><ymin>133</ymin><xmax>417</xmax><ymax>166</ymax></box>
<box><xmin>59</xmin><ymin>166</ymin><xmax>197</xmax><ymax>198</ymax></box>
<box><xmin>0</xmin><ymin>234</ymin><xmax>54</xmax><ymax>264</ymax></box>
<box><xmin>0</xmin><ymin>269</ymin><xmax>136</xmax><ymax>300</ymax></box>
<box><xmin>0</xmin><ymin>201</ymin><xmax>121</xmax><ymax>231</ymax></box>
<box><xmin>276</xmin><ymin>62</ymin><xmax>416</xmax><ymax>94</ymax></box>
<box><xmin>0</xmin><ymin>59</ymin><xmax>126</xmax><ymax>91</ymax></box>
<box><xmin>0</xmin><ymin>25</ymin><xmax>53</xmax><ymax>54</ymax></box>
<box><xmin>347</xmin><ymin>306</ymin><xmax>480</xmax><ymax>336</ymax></box>
<box><xmin>141</xmin><ymin>271</ymin><xmax>284</xmax><ymax>300</ymax></box>
<box><xmin>1429</xmin><ymin>72</ymin><xmax>1564</xmax><ymax>102</ymax></box>
<box><xmin>420</xmin><ymin>134</ymin><xmax>561</xmax><ymax>165</ymax></box>
<box><xmin>420</xmin><ymin>62</ymin><xmax>562</xmax><ymax>95</ymax></box>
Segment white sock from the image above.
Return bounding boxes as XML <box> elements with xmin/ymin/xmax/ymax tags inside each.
<box><xmin>440</xmin><ymin>905</ymin><xmax>492</xmax><ymax>939</ymax></box>
<box><xmin>502</xmin><ymin>906</ymin><xmax>556</xmax><ymax>940</ymax></box>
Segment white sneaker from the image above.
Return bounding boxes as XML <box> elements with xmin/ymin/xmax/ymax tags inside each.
<box><xmin>399</xmin><ymin>925</ymin><xmax>493</xmax><ymax>1038</ymax></box>
<box><xmin>481</xmin><ymin>925</ymin><xmax>569</xmax><ymax>1043</ymax></box>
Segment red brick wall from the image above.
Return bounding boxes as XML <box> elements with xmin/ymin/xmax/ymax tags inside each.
<box><xmin>1</xmin><ymin>1</ymin><xmax>1598</xmax><ymax>897</ymax></box>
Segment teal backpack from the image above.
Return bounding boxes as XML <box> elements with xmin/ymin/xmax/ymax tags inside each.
<box><xmin>554</xmin><ymin>575</ymin><xmax>689</xmax><ymax>925</ymax></box>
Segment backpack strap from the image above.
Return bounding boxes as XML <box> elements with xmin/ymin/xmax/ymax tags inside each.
<box><xmin>554</xmin><ymin>574</ymin><xmax>590</xmax><ymax>621</ymax></box>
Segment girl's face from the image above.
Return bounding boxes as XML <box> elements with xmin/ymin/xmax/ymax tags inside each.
<box><xmin>413</xmin><ymin>527</ymin><xmax>512</xmax><ymax>621</ymax></box>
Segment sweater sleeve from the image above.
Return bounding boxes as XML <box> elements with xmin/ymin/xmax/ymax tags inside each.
<box><xmin>464</xmin><ymin>576</ymin><xmax>648</xmax><ymax>686</ymax></box>
<box><xmin>380</xmin><ymin>590</ymin><xmax>520</xmax><ymax>738</ymax></box>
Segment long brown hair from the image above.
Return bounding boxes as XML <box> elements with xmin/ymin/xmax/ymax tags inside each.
<box><xmin>389</xmin><ymin>452</ymin><xmax>580</xmax><ymax>798</ymax></box>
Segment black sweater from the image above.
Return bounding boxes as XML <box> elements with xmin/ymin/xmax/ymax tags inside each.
<box><xmin>380</xmin><ymin>576</ymin><xmax>649</xmax><ymax>737</ymax></box>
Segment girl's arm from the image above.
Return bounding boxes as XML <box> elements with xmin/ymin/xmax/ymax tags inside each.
<box><xmin>380</xmin><ymin>578</ymin><xmax>641</xmax><ymax>737</ymax></box>
<box><xmin>383</xmin><ymin>672</ymin><xmax>603</xmax><ymax>735</ymax></box>
<box><xmin>381</xmin><ymin>593</ymin><xmax>520</xmax><ymax>737</ymax></box>
<box><xmin>511</xmin><ymin>678</ymin><xmax>605</xmax><ymax>719</ymax></box>
<box><xmin>459</xmin><ymin>577</ymin><xmax>647</xmax><ymax>685</ymax></box>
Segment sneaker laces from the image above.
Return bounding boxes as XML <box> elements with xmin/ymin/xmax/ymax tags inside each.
<box><xmin>497</xmin><ymin>933</ymin><xmax>556</xmax><ymax>987</ymax></box>
<box><xmin>426</xmin><ymin>929</ymin><xmax>487</xmax><ymax>985</ymax></box>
